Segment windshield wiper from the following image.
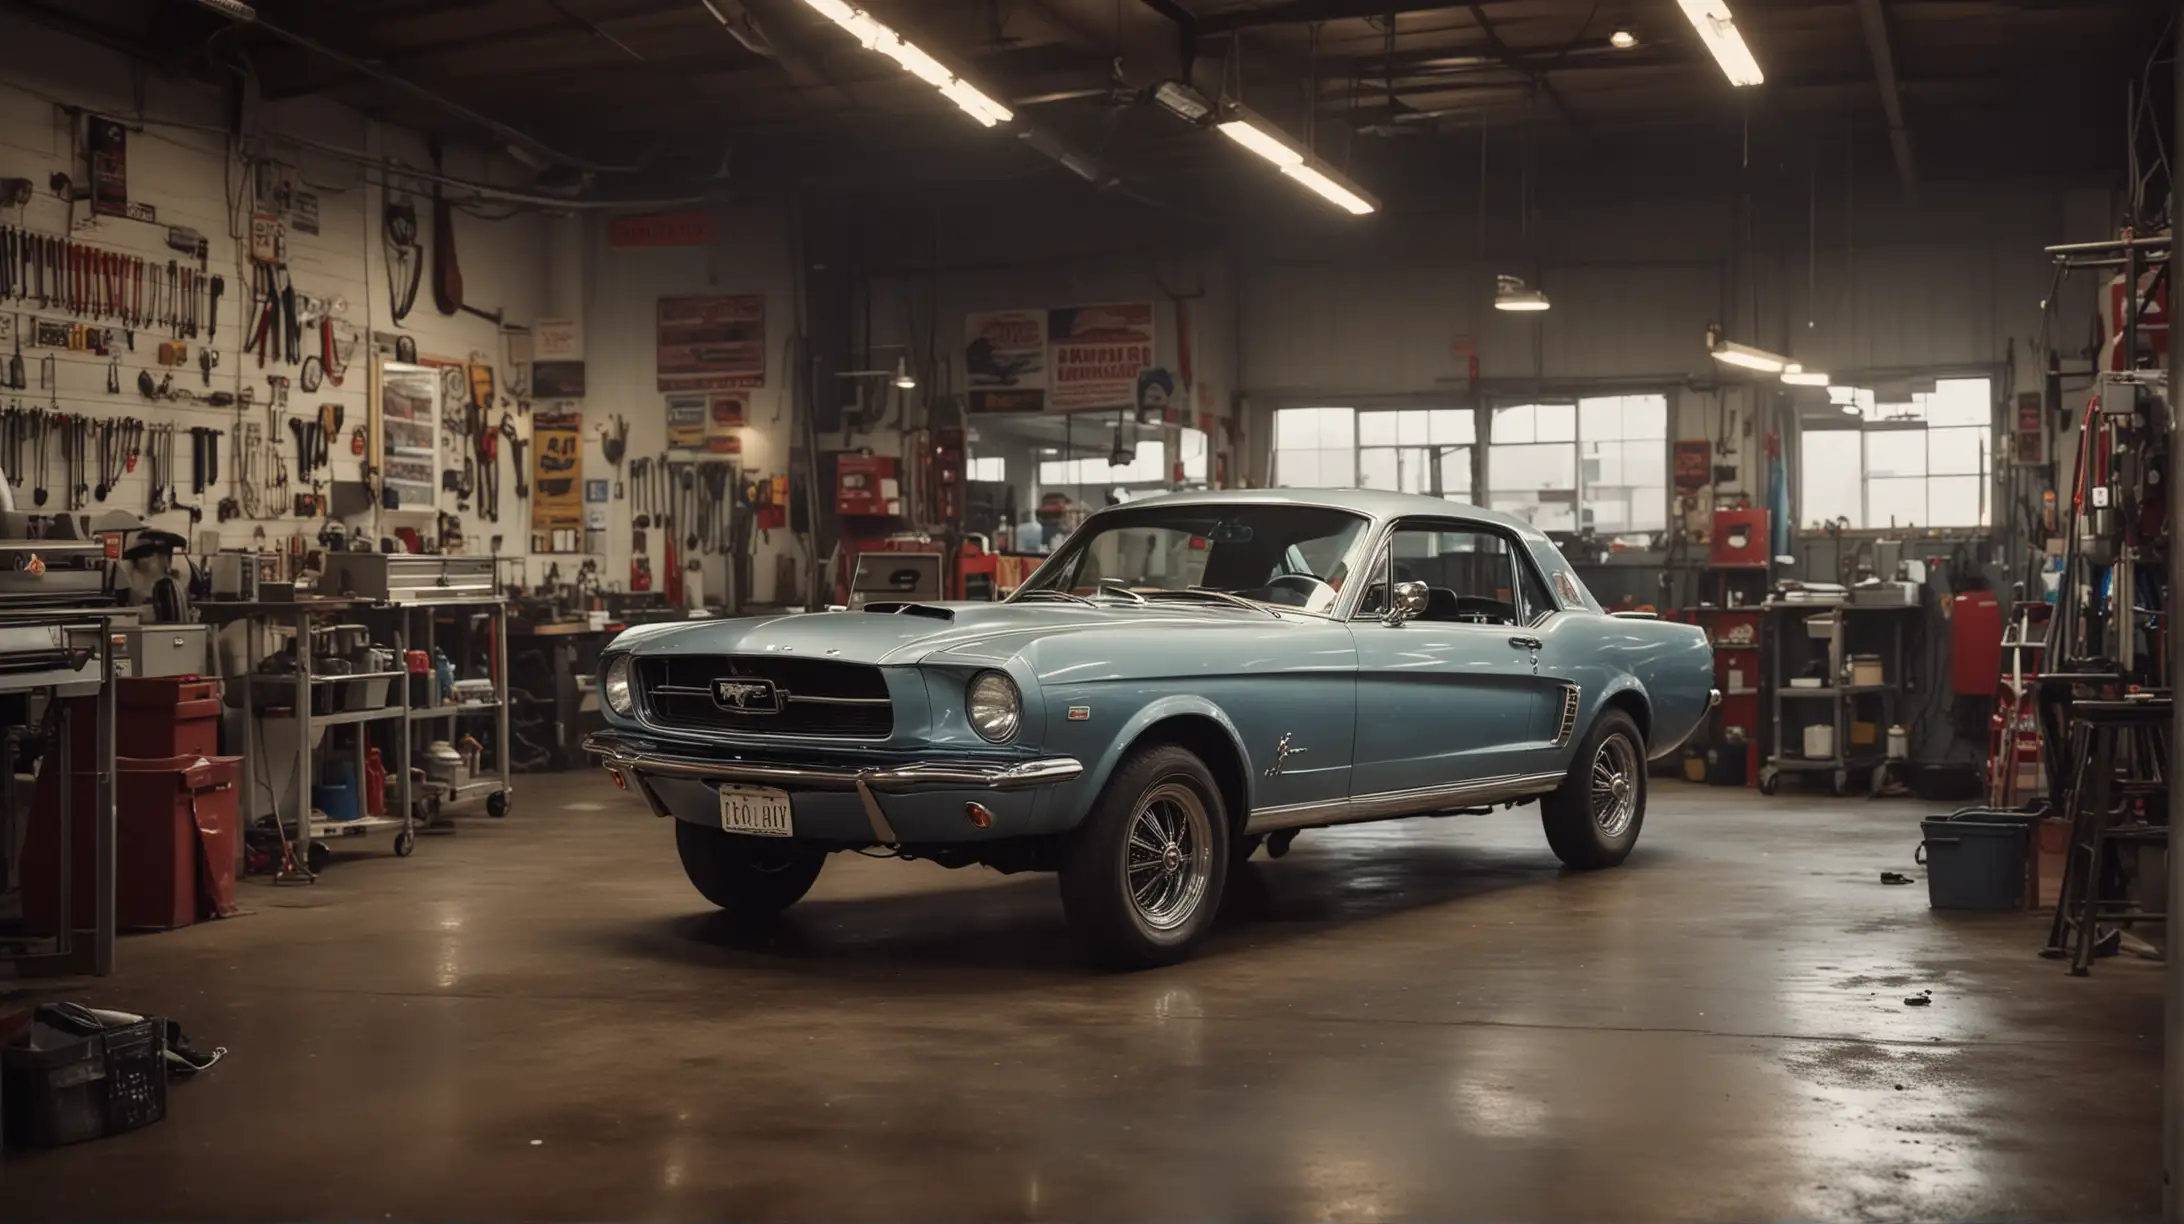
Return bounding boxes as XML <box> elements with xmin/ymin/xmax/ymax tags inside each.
<box><xmin>1012</xmin><ymin>589</ymin><xmax>1094</xmax><ymax>606</ymax></box>
<box><xmin>1137</xmin><ymin>587</ymin><xmax>1283</xmax><ymax>618</ymax></box>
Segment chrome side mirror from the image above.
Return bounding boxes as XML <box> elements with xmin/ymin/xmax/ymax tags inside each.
<box><xmin>1383</xmin><ymin>580</ymin><xmax>1429</xmax><ymax>626</ymax></box>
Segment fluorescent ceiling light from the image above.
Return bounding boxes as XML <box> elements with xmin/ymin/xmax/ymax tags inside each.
<box><xmin>1215</xmin><ymin>117</ymin><xmax>1303</xmax><ymax>167</ymax></box>
<box><xmin>1281</xmin><ymin>163</ymin><xmax>1376</xmax><ymax>215</ymax></box>
<box><xmin>800</xmin><ymin>0</ymin><xmax>1012</xmax><ymax>127</ymax></box>
<box><xmin>1710</xmin><ymin>341</ymin><xmax>1788</xmax><ymax>373</ymax></box>
<box><xmin>1675</xmin><ymin>0</ymin><xmax>1765</xmax><ymax>87</ymax></box>
<box><xmin>1494</xmin><ymin>274</ymin><xmax>1551</xmax><ymax>312</ymax></box>
<box><xmin>1781</xmin><ymin>368</ymin><xmax>1830</xmax><ymax>386</ymax></box>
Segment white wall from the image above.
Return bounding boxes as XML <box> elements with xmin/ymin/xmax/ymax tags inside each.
<box><xmin>578</xmin><ymin>197</ymin><xmax>809</xmax><ymax>606</ymax></box>
<box><xmin>0</xmin><ymin>20</ymin><xmax>549</xmax><ymax>571</ymax></box>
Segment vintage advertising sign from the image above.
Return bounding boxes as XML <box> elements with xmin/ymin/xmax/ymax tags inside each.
<box><xmin>657</xmin><ymin>294</ymin><xmax>764</xmax><ymax>391</ymax></box>
<box><xmin>609</xmin><ymin>211</ymin><xmax>716</xmax><ymax>249</ymax></box>
<box><xmin>708</xmin><ymin>393</ymin><xmax>746</xmax><ymax>454</ymax></box>
<box><xmin>1046</xmin><ymin>302</ymin><xmax>1155</xmax><ymax>413</ymax></box>
<box><xmin>530</xmin><ymin>411</ymin><xmax>584</xmax><ymax>534</ymax></box>
<box><xmin>965</xmin><ymin>309</ymin><xmax>1048</xmax><ymax>413</ymax></box>
<box><xmin>666</xmin><ymin>394</ymin><xmax>708</xmax><ymax>451</ymax></box>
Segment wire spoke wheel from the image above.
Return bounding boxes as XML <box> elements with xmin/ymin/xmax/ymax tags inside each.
<box><xmin>1121</xmin><ymin>780</ymin><xmax>1213</xmax><ymax>931</ymax></box>
<box><xmin>1590</xmin><ymin>733</ymin><xmax>1639</xmax><ymax>838</ymax></box>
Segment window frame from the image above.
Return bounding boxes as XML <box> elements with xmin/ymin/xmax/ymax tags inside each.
<box><xmin>1346</xmin><ymin>515</ymin><xmax>1568</xmax><ymax>628</ymax></box>
<box><xmin>1795</xmin><ymin>371</ymin><xmax>2000</xmax><ymax>533</ymax></box>
<box><xmin>1270</xmin><ymin>390</ymin><xmax>1674</xmax><ymax>534</ymax></box>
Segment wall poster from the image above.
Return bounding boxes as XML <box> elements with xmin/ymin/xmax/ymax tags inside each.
<box><xmin>707</xmin><ymin>393</ymin><xmax>746</xmax><ymax>455</ymax></box>
<box><xmin>963</xmin><ymin>303</ymin><xmax>1156</xmax><ymax>414</ymax></box>
<box><xmin>1046</xmin><ymin>302</ymin><xmax>1155</xmax><ymax>413</ymax></box>
<box><xmin>965</xmin><ymin>310</ymin><xmax>1048</xmax><ymax>412</ymax></box>
<box><xmin>666</xmin><ymin>394</ymin><xmax>708</xmax><ymax>451</ymax></box>
<box><xmin>658</xmin><ymin>294</ymin><xmax>765</xmax><ymax>391</ymax></box>
<box><xmin>530</xmin><ymin>410</ymin><xmax>584</xmax><ymax>538</ymax></box>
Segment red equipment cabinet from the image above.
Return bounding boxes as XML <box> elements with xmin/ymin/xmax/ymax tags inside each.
<box><xmin>835</xmin><ymin>454</ymin><xmax>903</xmax><ymax>519</ymax></box>
<box><xmin>1709</xmin><ymin>508</ymin><xmax>1771</xmax><ymax>568</ymax></box>
<box><xmin>1951</xmin><ymin>591</ymin><xmax>2003</xmax><ymax>695</ymax></box>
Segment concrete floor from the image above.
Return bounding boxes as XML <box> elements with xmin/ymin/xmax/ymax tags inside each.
<box><xmin>0</xmin><ymin>773</ymin><xmax>2163</xmax><ymax>1221</ymax></box>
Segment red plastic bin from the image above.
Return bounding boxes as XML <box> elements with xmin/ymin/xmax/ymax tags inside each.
<box><xmin>21</xmin><ymin>754</ymin><xmax>241</xmax><ymax>933</ymax></box>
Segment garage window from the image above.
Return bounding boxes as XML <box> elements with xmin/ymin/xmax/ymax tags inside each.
<box><xmin>1800</xmin><ymin>377</ymin><xmax>1992</xmax><ymax>528</ymax></box>
<box><xmin>1275</xmin><ymin>407</ymin><xmax>1472</xmax><ymax>499</ymax></box>
<box><xmin>1487</xmin><ymin>395</ymin><xmax>1667</xmax><ymax>533</ymax></box>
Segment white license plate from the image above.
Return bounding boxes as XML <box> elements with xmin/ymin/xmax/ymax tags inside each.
<box><xmin>718</xmin><ymin>785</ymin><xmax>794</xmax><ymax>837</ymax></box>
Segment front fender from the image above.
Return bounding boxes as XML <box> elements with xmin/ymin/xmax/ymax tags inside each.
<box><xmin>1047</xmin><ymin>693</ymin><xmax>1255</xmax><ymax>826</ymax></box>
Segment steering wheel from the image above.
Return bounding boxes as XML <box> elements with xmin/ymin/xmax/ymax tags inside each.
<box><xmin>1265</xmin><ymin>573</ymin><xmax>1336</xmax><ymax>611</ymax></box>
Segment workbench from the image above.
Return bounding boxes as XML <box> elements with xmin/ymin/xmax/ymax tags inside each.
<box><xmin>0</xmin><ymin>603</ymin><xmax>123</xmax><ymax>976</ymax></box>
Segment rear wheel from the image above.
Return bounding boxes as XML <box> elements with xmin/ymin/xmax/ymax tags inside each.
<box><xmin>674</xmin><ymin>821</ymin><xmax>825</xmax><ymax>918</ymax></box>
<box><xmin>1060</xmin><ymin>744</ymin><xmax>1230</xmax><ymax>969</ymax></box>
<box><xmin>1542</xmin><ymin>709</ymin><xmax>1647</xmax><ymax>870</ymax></box>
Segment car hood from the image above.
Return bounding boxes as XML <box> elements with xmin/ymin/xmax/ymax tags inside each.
<box><xmin>610</xmin><ymin>602</ymin><xmax>1275</xmax><ymax>666</ymax></box>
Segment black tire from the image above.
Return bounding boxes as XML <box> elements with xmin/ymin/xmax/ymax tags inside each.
<box><xmin>1542</xmin><ymin>709</ymin><xmax>1647</xmax><ymax>870</ymax></box>
<box><xmin>674</xmin><ymin>821</ymin><xmax>826</xmax><ymax>918</ymax></box>
<box><xmin>1059</xmin><ymin>744</ymin><xmax>1230</xmax><ymax>969</ymax></box>
<box><xmin>487</xmin><ymin>790</ymin><xmax>510</xmax><ymax>818</ymax></box>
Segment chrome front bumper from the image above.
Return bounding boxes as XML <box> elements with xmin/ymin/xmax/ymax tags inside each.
<box><xmin>581</xmin><ymin>731</ymin><xmax>1083</xmax><ymax>843</ymax></box>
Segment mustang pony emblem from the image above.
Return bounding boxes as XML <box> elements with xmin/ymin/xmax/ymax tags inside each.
<box><xmin>1262</xmin><ymin>732</ymin><xmax>1307</xmax><ymax>777</ymax></box>
<box><xmin>712</xmin><ymin>678</ymin><xmax>781</xmax><ymax>712</ymax></box>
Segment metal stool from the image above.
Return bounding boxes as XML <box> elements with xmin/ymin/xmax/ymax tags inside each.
<box><xmin>2040</xmin><ymin>695</ymin><xmax>2169</xmax><ymax>975</ymax></box>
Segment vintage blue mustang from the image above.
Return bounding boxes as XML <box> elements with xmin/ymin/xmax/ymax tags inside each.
<box><xmin>585</xmin><ymin>489</ymin><xmax>1715</xmax><ymax>966</ymax></box>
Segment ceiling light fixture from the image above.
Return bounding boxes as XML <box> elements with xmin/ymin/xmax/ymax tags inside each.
<box><xmin>1609</xmin><ymin>28</ymin><xmax>1638</xmax><ymax>49</ymax></box>
<box><xmin>1781</xmin><ymin>368</ymin><xmax>1831</xmax><ymax>387</ymax></box>
<box><xmin>1281</xmin><ymin>164</ymin><xmax>1376</xmax><ymax>215</ymax></box>
<box><xmin>1214</xmin><ymin>113</ymin><xmax>1305</xmax><ymax>167</ymax></box>
<box><xmin>892</xmin><ymin>357</ymin><xmax>917</xmax><ymax>389</ymax></box>
<box><xmin>1494</xmin><ymin>274</ymin><xmax>1552</xmax><ymax>312</ymax></box>
<box><xmin>1209</xmin><ymin>101</ymin><xmax>1379</xmax><ymax>216</ymax></box>
<box><xmin>1151</xmin><ymin>80</ymin><xmax>1213</xmax><ymax>123</ymax></box>
<box><xmin>1674</xmin><ymin>0</ymin><xmax>1765</xmax><ymax>87</ymax></box>
<box><xmin>799</xmin><ymin>0</ymin><xmax>1013</xmax><ymax>127</ymax></box>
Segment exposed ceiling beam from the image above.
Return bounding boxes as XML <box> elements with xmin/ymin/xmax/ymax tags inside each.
<box><xmin>1465</xmin><ymin>4</ymin><xmax>1582</xmax><ymax>131</ymax></box>
<box><xmin>1198</xmin><ymin>1</ymin><xmax>1519</xmax><ymax>36</ymax></box>
<box><xmin>1853</xmin><ymin>0</ymin><xmax>1917</xmax><ymax>193</ymax></box>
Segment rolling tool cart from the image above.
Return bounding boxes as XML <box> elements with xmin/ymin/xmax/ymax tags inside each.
<box><xmin>1756</xmin><ymin>600</ymin><xmax>1916</xmax><ymax>796</ymax></box>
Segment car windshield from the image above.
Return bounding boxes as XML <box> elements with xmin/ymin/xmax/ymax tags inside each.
<box><xmin>1015</xmin><ymin>503</ymin><xmax>1371</xmax><ymax>614</ymax></box>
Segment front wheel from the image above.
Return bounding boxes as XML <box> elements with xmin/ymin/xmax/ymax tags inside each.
<box><xmin>1542</xmin><ymin>709</ymin><xmax>1647</xmax><ymax>870</ymax></box>
<box><xmin>1060</xmin><ymin>744</ymin><xmax>1230</xmax><ymax>969</ymax></box>
<box><xmin>675</xmin><ymin>821</ymin><xmax>826</xmax><ymax>919</ymax></box>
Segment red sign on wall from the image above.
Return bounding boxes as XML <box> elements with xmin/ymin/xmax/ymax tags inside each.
<box><xmin>608</xmin><ymin>211</ymin><xmax>717</xmax><ymax>249</ymax></box>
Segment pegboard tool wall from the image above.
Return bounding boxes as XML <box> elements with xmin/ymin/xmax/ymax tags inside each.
<box><xmin>0</xmin><ymin>20</ymin><xmax>551</xmax><ymax>579</ymax></box>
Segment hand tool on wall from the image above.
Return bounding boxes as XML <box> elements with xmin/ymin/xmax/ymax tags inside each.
<box><xmin>598</xmin><ymin>413</ymin><xmax>627</xmax><ymax>499</ymax></box>
<box><xmin>206</xmin><ymin>274</ymin><xmax>223</xmax><ymax>340</ymax></box>
<box><xmin>145</xmin><ymin>423</ymin><xmax>169</xmax><ymax>514</ymax></box>
<box><xmin>29</xmin><ymin>407</ymin><xmax>48</xmax><ymax>506</ymax></box>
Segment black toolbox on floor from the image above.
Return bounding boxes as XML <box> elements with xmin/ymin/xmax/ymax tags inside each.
<box><xmin>2</xmin><ymin>1004</ymin><xmax>167</xmax><ymax>1147</ymax></box>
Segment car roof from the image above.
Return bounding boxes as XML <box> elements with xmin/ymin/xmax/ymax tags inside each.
<box><xmin>1101</xmin><ymin>487</ymin><xmax>1547</xmax><ymax>537</ymax></box>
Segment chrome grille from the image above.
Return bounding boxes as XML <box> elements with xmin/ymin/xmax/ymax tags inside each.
<box><xmin>1553</xmin><ymin>685</ymin><xmax>1581</xmax><ymax>747</ymax></box>
<box><xmin>637</xmin><ymin>655</ymin><xmax>892</xmax><ymax>738</ymax></box>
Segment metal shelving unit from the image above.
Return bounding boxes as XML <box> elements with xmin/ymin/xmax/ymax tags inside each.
<box><xmin>199</xmin><ymin>597</ymin><xmax>417</xmax><ymax>880</ymax></box>
<box><xmin>1758</xmin><ymin>601</ymin><xmax>1918</xmax><ymax>797</ymax></box>
<box><xmin>389</xmin><ymin>598</ymin><xmax>514</xmax><ymax>824</ymax></box>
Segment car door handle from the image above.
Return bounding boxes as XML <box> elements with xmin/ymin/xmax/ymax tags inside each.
<box><xmin>1508</xmin><ymin>635</ymin><xmax>1543</xmax><ymax>650</ymax></box>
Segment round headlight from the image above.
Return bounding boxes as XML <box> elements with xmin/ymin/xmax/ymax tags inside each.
<box><xmin>966</xmin><ymin>671</ymin><xmax>1020</xmax><ymax>743</ymax></box>
<box><xmin>603</xmin><ymin>654</ymin><xmax>634</xmax><ymax>716</ymax></box>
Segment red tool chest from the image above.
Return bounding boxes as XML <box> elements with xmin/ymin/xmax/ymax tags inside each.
<box><xmin>22</xmin><ymin>754</ymin><xmax>241</xmax><ymax>932</ymax></box>
<box><xmin>68</xmin><ymin>676</ymin><xmax>221</xmax><ymax>760</ymax></box>
<box><xmin>1709</xmin><ymin>508</ymin><xmax>1771</xmax><ymax>568</ymax></box>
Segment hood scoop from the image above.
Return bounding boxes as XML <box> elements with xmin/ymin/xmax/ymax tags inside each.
<box><xmin>861</xmin><ymin>602</ymin><xmax>955</xmax><ymax>621</ymax></box>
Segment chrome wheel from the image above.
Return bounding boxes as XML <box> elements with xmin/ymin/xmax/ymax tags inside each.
<box><xmin>1590</xmin><ymin>733</ymin><xmax>1639</xmax><ymax>838</ymax></box>
<box><xmin>1123</xmin><ymin>780</ymin><xmax>1213</xmax><ymax>931</ymax></box>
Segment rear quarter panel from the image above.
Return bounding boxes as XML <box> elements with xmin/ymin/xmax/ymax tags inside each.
<box><xmin>1537</xmin><ymin>612</ymin><xmax>1714</xmax><ymax>763</ymax></box>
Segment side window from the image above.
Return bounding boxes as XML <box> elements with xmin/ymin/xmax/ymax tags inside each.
<box><xmin>1356</xmin><ymin>523</ymin><xmax>1530</xmax><ymax>625</ymax></box>
<box><xmin>1515</xmin><ymin>554</ymin><xmax>1558</xmax><ymax>624</ymax></box>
